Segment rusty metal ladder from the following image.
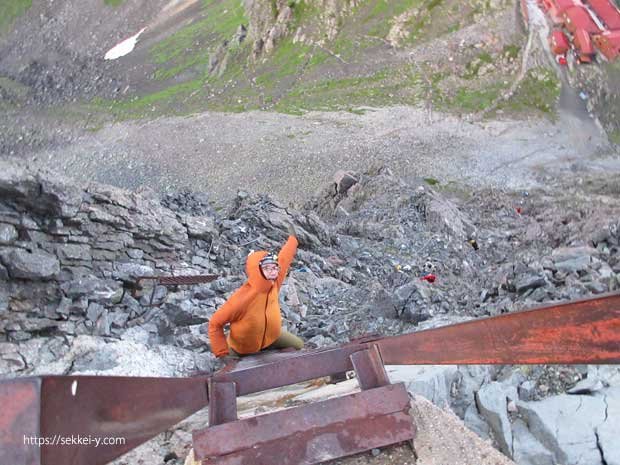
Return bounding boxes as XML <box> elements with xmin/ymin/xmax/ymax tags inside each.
<box><xmin>192</xmin><ymin>345</ymin><xmax>416</xmax><ymax>464</ymax></box>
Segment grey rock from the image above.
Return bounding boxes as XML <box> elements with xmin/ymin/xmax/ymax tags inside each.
<box><xmin>363</xmin><ymin>283</ymin><xmax>398</xmax><ymax>319</ymax></box>
<box><xmin>595</xmin><ymin>387</ymin><xmax>620</xmax><ymax>465</ymax></box>
<box><xmin>112</xmin><ymin>262</ymin><xmax>155</xmax><ymax>282</ymax></box>
<box><xmin>72</xmin><ymin>345</ymin><xmax>120</xmax><ymax>372</ymax></box>
<box><xmin>333</xmin><ymin>170</ymin><xmax>359</xmax><ymax>194</ymax></box>
<box><xmin>0</xmin><ymin>223</ymin><xmax>18</xmax><ymax>244</ymax></box>
<box><xmin>61</xmin><ymin>275</ymin><xmax>122</xmax><ymax>302</ymax></box>
<box><xmin>426</xmin><ymin>190</ymin><xmax>476</xmax><ymax>240</ymax></box>
<box><xmin>182</xmin><ymin>215</ymin><xmax>217</xmax><ymax>240</ymax></box>
<box><xmin>109</xmin><ymin>311</ymin><xmax>129</xmax><ymax>330</ymax></box>
<box><xmin>475</xmin><ymin>381</ymin><xmax>517</xmax><ymax>456</ymax></box>
<box><xmin>19</xmin><ymin>318</ymin><xmax>59</xmax><ymax>333</ymax></box>
<box><xmin>463</xmin><ymin>403</ymin><xmax>491</xmax><ymax>441</ymax></box>
<box><xmin>86</xmin><ymin>303</ymin><xmax>105</xmax><ymax>322</ymax></box>
<box><xmin>0</xmin><ymin>162</ymin><xmax>82</xmax><ymax>218</ymax></box>
<box><xmin>120</xmin><ymin>326</ymin><xmax>152</xmax><ymax>345</ymax></box>
<box><xmin>587</xmin><ymin>365</ymin><xmax>620</xmax><ymax>387</ymax></box>
<box><xmin>387</xmin><ymin>365</ymin><xmax>458</xmax><ymax>408</ymax></box>
<box><xmin>394</xmin><ymin>281</ymin><xmax>432</xmax><ymax>321</ymax></box>
<box><xmin>567</xmin><ymin>377</ymin><xmax>605</xmax><ymax>394</ymax></box>
<box><xmin>0</xmin><ymin>248</ymin><xmax>60</xmax><ymax>280</ymax></box>
<box><xmin>163</xmin><ymin>300</ymin><xmax>208</xmax><ymax>326</ymax></box>
<box><xmin>126</xmin><ymin>248</ymin><xmax>145</xmax><ymax>260</ymax></box>
<box><xmin>512</xmin><ymin>418</ymin><xmax>555</xmax><ymax>465</ymax></box>
<box><xmin>555</xmin><ymin>256</ymin><xmax>591</xmax><ymax>273</ymax></box>
<box><xmin>517</xmin><ymin>394</ymin><xmax>607</xmax><ymax>465</ymax></box>
<box><xmin>94</xmin><ymin>310</ymin><xmax>111</xmax><ymax>336</ymax></box>
<box><xmin>519</xmin><ymin>380</ymin><xmax>538</xmax><ymax>401</ymax></box>
<box><xmin>0</xmin><ymin>263</ymin><xmax>8</xmax><ymax>280</ymax></box>
<box><xmin>56</xmin><ymin>244</ymin><xmax>92</xmax><ymax>261</ymax></box>
<box><xmin>0</xmin><ymin>342</ymin><xmax>27</xmax><ymax>373</ymax></box>
<box><xmin>516</xmin><ymin>274</ymin><xmax>546</xmax><ymax>293</ymax></box>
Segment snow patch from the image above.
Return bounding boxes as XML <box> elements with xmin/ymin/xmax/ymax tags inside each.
<box><xmin>104</xmin><ymin>27</ymin><xmax>147</xmax><ymax>60</ymax></box>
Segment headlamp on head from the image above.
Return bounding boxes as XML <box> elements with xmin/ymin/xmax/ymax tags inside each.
<box><xmin>259</xmin><ymin>253</ymin><xmax>279</xmax><ymax>268</ymax></box>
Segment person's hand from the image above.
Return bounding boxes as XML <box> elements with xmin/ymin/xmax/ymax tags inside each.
<box><xmin>218</xmin><ymin>353</ymin><xmax>240</xmax><ymax>366</ymax></box>
<box><xmin>285</xmin><ymin>220</ymin><xmax>297</xmax><ymax>238</ymax></box>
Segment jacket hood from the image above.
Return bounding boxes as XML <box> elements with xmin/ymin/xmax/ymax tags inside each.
<box><xmin>246</xmin><ymin>250</ymin><xmax>274</xmax><ymax>292</ymax></box>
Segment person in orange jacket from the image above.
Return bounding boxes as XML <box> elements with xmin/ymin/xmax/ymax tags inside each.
<box><xmin>207</xmin><ymin>223</ymin><xmax>304</xmax><ymax>363</ymax></box>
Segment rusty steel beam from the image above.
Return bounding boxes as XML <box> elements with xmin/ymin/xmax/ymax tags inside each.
<box><xmin>350</xmin><ymin>345</ymin><xmax>390</xmax><ymax>390</ymax></box>
<box><xmin>192</xmin><ymin>383</ymin><xmax>415</xmax><ymax>464</ymax></box>
<box><xmin>212</xmin><ymin>293</ymin><xmax>620</xmax><ymax>397</ymax></box>
<box><xmin>0</xmin><ymin>377</ymin><xmax>41</xmax><ymax>465</ymax></box>
<box><xmin>212</xmin><ymin>345</ymin><xmax>363</xmax><ymax>396</ymax></box>
<box><xmin>1</xmin><ymin>293</ymin><xmax>618</xmax><ymax>465</ymax></box>
<box><xmin>376</xmin><ymin>292</ymin><xmax>620</xmax><ymax>365</ymax></box>
<box><xmin>207</xmin><ymin>380</ymin><xmax>237</xmax><ymax>426</ymax></box>
<box><xmin>0</xmin><ymin>375</ymin><xmax>209</xmax><ymax>465</ymax></box>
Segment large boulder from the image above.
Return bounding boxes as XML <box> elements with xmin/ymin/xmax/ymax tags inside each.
<box><xmin>0</xmin><ymin>248</ymin><xmax>60</xmax><ymax>280</ymax></box>
<box><xmin>595</xmin><ymin>387</ymin><xmax>620</xmax><ymax>465</ymax></box>
<box><xmin>476</xmin><ymin>381</ymin><xmax>518</xmax><ymax>456</ymax></box>
<box><xmin>512</xmin><ymin>418</ymin><xmax>555</xmax><ymax>465</ymax></box>
<box><xmin>387</xmin><ymin>365</ymin><xmax>458</xmax><ymax>408</ymax></box>
<box><xmin>517</xmin><ymin>394</ymin><xmax>607</xmax><ymax>465</ymax></box>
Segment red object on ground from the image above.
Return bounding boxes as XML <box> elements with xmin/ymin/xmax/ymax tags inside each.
<box><xmin>550</xmin><ymin>29</ymin><xmax>571</xmax><ymax>54</ymax></box>
<box><xmin>593</xmin><ymin>30</ymin><xmax>620</xmax><ymax>60</ymax></box>
<box><xmin>574</xmin><ymin>28</ymin><xmax>596</xmax><ymax>61</ymax></box>
<box><xmin>544</xmin><ymin>0</ymin><xmax>582</xmax><ymax>23</ymax></box>
<box><xmin>585</xmin><ymin>0</ymin><xmax>620</xmax><ymax>29</ymax></box>
<box><xmin>563</xmin><ymin>6</ymin><xmax>602</xmax><ymax>33</ymax></box>
<box><xmin>557</xmin><ymin>55</ymin><xmax>569</xmax><ymax>65</ymax></box>
<box><xmin>421</xmin><ymin>274</ymin><xmax>436</xmax><ymax>283</ymax></box>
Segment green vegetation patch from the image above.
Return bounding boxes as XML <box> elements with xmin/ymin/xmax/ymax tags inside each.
<box><xmin>254</xmin><ymin>39</ymin><xmax>314</xmax><ymax>89</ymax></box>
<box><xmin>92</xmin><ymin>80</ymin><xmax>204</xmax><ymax>120</ymax></box>
<box><xmin>500</xmin><ymin>67</ymin><xmax>560</xmax><ymax>115</ymax></box>
<box><xmin>104</xmin><ymin>0</ymin><xmax>124</xmax><ymax>6</ymax></box>
<box><xmin>463</xmin><ymin>52</ymin><xmax>494</xmax><ymax>80</ymax></box>
<box><xmin>273</xmin><ymin>65</ymin><xmax>424</xmax><ymax>114</ymax></box>
<box><xmin>448</xmin><ymin>85</ymin><xmax>503</xmax><ymax>112</ymax></box>
<box><xmin>0</xmin><ymin>0</ymin><xmax>32</xmax><ymax>33</ymax></box>
<box><xmin>150</xmin><ymin>0</ymin><xmax>247</xmax><ymax>81</ymax></box>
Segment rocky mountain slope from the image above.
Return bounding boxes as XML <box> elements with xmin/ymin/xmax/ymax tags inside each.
<box><xmin>1</xmin><ymin>160</ymin><xmax>620</xmax><ymax>464</ymax></box>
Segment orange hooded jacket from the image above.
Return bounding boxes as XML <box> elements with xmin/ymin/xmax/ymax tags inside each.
<box><xmin>208</xmin><ymin>236</ymin><xmax>298</xmax><ymax>357</ymax></box>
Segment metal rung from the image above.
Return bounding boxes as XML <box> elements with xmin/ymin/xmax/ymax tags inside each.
<box><xmin>193</xmin><ymin>383</ymin><xmax>415</xmax><ymax>464</ymax></box>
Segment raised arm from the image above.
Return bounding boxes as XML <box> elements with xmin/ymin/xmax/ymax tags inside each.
<box><xmin>276</xmin><ymin>234</ymin><xmax>298</xmax><ymax>288</ymax></box>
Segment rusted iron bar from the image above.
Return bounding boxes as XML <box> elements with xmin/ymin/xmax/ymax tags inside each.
<box><xmin>212</xmin><ymin>345</ymin><xmax>362</xmax><ymax>396</ymax></box>
<box><xmin>211</xmin><ymin>293</ymin><xmax>620</xmax><ymax>397</ymax></box>
<box><xmin>207</xmin><ymin>380</ymin><xmax>237</xmax><ymax>427</ymax></box>
<box><xmin>144</xmin><ymin>275</ymin><xmax>219</xmax><ymax>286</ymax></box>
<box><xmin>377</xmin><ymin>292</ymin><xmax>620</xmax><ymax>365</ymax></box>
<box><xmin>0</xmin><ymin>375</ymin><xmax>209</xmax><ymax>465</ymax></box>
<box><xmin>193</xmin><ymin>383</ymin><xmax>415</xmax><ymax>464</ymax></box>
<box><xmin>1</xmin><ymin>293</ymin><xmax>619</xmax><ymax>465</ymax></box>
<box><xmin>0</xmin><ymin>377</ymin><xmax>41</xmax><ymax>465</ymax></box>
<box><xmin>133</xmin><ymin>274</ymin><xmax>218</xmax><ymax>306</ymax></box>
<box><xmin>351</xmin><ymin>345</ymin><xmax>390</xmax><ymax>390</ymax></box>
